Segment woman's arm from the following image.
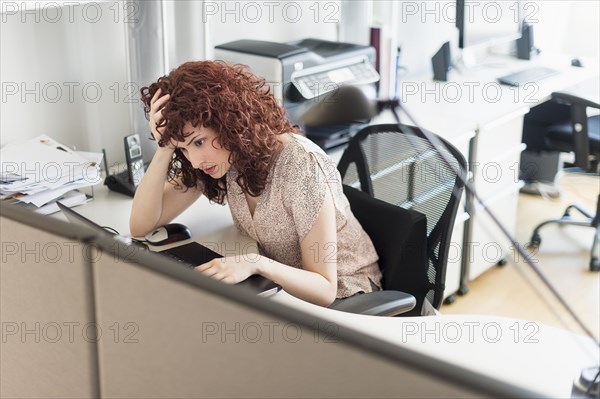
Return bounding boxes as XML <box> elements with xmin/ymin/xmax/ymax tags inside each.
<box><xmin>196</xmin><ymin>188</ymin><xmax>338</xmax><ymax>307</ymax></box>
<box><xmin>129</xmin><ymin>148</ymin><xmax>202</xmax><ymax>237</ymax></box>
<box><xmin>129</xmin><ymin>88</ymin><xmax>202</xmax><ymax>237</ymax></box>
<box><xmin>260</xmin><ymin>187</ymin><xmax>338</xmax><ymax>306</ymax></box>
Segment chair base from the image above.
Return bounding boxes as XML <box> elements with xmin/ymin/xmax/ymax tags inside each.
<box><xmin>528</xmin><ymin>201</ymin><xmax>600</xmax><ymax>272</ymax></box>
<box><xmin>520</xmin><ymin>181</ymin><xmax>562</xmax><ymax>199</ymax></box>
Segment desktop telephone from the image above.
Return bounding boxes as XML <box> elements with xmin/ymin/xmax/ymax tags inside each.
<box><xmin>104</xmin><ymin>134</ymin><xmax>145</xmax><ymax>197</ymax></box>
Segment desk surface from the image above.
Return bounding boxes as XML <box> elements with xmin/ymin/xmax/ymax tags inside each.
<box><xmin>63</xmin><ymin>184</ymin><xmax>599</xmax><ymax>398</ymax></box>
<box><xmin>388</xmin><ymin>53</ymin><xmax>599</xmax><ymax>139</ymax></box>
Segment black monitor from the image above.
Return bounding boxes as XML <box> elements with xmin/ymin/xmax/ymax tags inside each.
<box><xmin>457</xmin><ymin>0</ymin><xmax>522</xmax><ymax>49</ymax></box>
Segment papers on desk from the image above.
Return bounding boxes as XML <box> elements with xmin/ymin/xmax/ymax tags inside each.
<box><xmin>0</xmin><ymin>135</ymin><xmax>103</xmax><ymax>214</ymax></box>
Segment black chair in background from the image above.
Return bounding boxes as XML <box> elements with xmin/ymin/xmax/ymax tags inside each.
<box><xmin>330</xmin><ymin>124</ymin><xmax>467</xmax><ymax>316</ymax></box>
<box><xmin>528</xmin><ymin>91</ymin><xmax>600</xmax><ymax>271</ymax></box>
<box><xmin>520</xmin><ymin>100</ymin><xmax>571</xmax><ymax>197</ymax></box>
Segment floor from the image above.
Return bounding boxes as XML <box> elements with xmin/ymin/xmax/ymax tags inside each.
<box><xmin>440</xmin><ymin>172</ymin><xmax>600</xmax><ymax>341</ymax></box>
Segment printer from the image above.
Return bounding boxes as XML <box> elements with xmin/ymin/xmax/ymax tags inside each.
<box><xmin>214</xmin><ymin>38</ymin><xmax>379</xmax><ymax>150</ymax></box>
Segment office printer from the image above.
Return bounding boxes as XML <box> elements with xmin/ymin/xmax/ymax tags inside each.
<box><xmin>214</xmin><ymin>38</ymin><xmax>379</xmax><ymax>150</ymax></box>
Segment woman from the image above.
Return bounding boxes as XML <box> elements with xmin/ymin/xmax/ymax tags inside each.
<box><xmin>130</xmin><ymin>60</ymin><xmax>381</xmax><ymax>307</ymax></box>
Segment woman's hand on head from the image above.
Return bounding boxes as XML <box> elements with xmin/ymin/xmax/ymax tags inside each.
<box><xmin>195</xmin><ymin>256</ymin><xmax>259</xmax><ymax>284</ymax></box>
<box><xmin>149</xmin><ymin>88</ymin><xmax>174</xmax><ymax>151</ymax></box>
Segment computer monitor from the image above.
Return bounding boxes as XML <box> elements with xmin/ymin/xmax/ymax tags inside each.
<box><xmin>457</xmin><ymin>0</ymin><xmax>522</xmax><ymax>49</ymax></box>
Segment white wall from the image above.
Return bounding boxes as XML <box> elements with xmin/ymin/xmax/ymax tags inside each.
<box><xmin>164</xmin><ymin>0</ymin><xmax>206</xmax><ymax>70</ymax></box>
<box><xmin>390</xmin><ymin>0</ymin><xmax>458</xmax><ymax>79</ymax></box>
<box><xmin>531</xmin><ymin>0</ymin><xmax>600</xmax><ymax>61</ymax></box>
<box><xmin>1</xmin><ymin>1</ymin><xmax>130</xmax><ymax>164</ymax></box>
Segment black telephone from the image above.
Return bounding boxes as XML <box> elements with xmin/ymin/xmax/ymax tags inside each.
<box><xmin>104</xmin><ymin>134</ymin><xmax>146</xmax><ymax>197</ymax></box>
<box><xmin>125</xmin><ymin>134</ymin><xmax>145</xmax><ymax>185</ymax></box>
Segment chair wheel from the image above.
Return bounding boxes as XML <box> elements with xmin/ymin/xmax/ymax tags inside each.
<box><xmin>528</xmin><ymin>233</ymin><xmax>541</xmax><ymax>248</ymax></box>
<box><xmin>591</xmin><ymin>257</ymin><xmax>600</xmax><ymax>272</ymax></box>
<box><xmin>458</xmin><ymin>284</ymin><xmax>469</xmax><ymax>296</ymax></box>
<box><xmin>443</xmin><ymin>294</ymin><xmax>457</xmax><ymax>305</ymax></box>
<box><xmin>497</xmin><ymin>257</ymin><xmax>508</xmax><ymax>267</ymax></box>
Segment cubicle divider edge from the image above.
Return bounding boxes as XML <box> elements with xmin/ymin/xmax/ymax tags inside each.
<box><xmin>0</xmin><ymin>203</ymin><xmax>538</xmax><ymax>398</ymax></box>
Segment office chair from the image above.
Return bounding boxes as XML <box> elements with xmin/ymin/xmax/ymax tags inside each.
<box><xmin>528</xmin><ymin>91</ymin><xmax>600</xmax><ymax>271</ymax></box>
<box><xmin>330</xmin><ymin>185</ymin><xmax>424</xmax><ymax>316</ymax></box>
<box><xmin>331</xmin><ymin>124</ymin><xmax>467</xmax><ymax>316</ymax></box>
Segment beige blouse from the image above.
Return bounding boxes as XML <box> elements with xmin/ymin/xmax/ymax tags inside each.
<box><xmin>225</xmin><ymin>134</ymin><xmax>381</xmax><ymax>298</ymax></box>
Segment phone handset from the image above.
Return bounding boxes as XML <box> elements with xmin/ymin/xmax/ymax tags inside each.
<box><xmin>103</xmin><ymin>134</ymin><xmax>146</xmax><ymax>197</ymax></box>
<box><xmin>125</xmin><ymin>134</ymin><xmax>145</xmax><ymax>186</ymax></box>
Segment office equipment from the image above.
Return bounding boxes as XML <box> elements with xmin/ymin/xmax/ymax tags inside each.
<box><xmin>329</xmin><ymin>185</ymin><xmax>422</xmax><ymax>316</ymax></box>
<box><xmin>124</xmin><ymin>134</ymin><xmax>145</xmax><ymax>186</ymax></box>
<box><xmin>516</xmin><ymin>23</ymin><xmax>536</xmax><ymax>60</ymax></box>
<box><xmin>456</xmin><ymin>0</ymin><xmax>522</xmax><ymax>50</ymax></box>
<box><xmin>145</xmin><ymin>223</ymin><xmax>191</xmax><ymax>246</ymax></box>
<box><xmin>497</xmin><ymin>66</ymin><xmax>560</xmax><ymax>87</ymax></box>
<box><xmin>103</xmin><ymin>134</ymin><xmax>148</xmax><ymax>197</ymax></box>
<box><xmin>527</xmin><ymin>84</ymin><xmax>600</xmax><ymax>271</ymax></box>
<box><xmin>431</xmin><ymin>41</ymin><xmax>452</xmax><ymax>81</ymax></box>
<box><xmin>56</xmin><ymin>201</ymin><xmax>280</xmax><ymax>295</ymax></box>
<box><xmin>214</xmin><ymin>38</ymin><xmax>379</xmax><ymax>150</ymax></box>
<box><xmin>335</xmin><ymin>123</ymin><xmax>467</xmax><ymax>314</ymax></box>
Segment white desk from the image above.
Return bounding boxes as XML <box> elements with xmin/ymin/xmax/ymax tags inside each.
<box><xmin>374</xmin><ymin>54</ymin><xmax>600</xmax><ymax>287</ymax></box>
<box><xmin>273</xmin><ymin>291</ymin><xmax>598</xmax><ymax>399</ymax></box>
<box><xmin>66</xmin><ymin>184</ymin><xmax>599</xmax><ymax>398</ymax></box>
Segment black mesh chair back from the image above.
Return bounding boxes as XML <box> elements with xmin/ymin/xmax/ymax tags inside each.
<box><xmin>338</xmin><ymin>124</ymin><xmax>467</xmax><ymax>310</ymax></box>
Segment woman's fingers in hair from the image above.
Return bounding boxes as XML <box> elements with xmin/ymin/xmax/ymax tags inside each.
<box><xmin>151</xmin><ymin>89</ymin><xmax>170</xmax><ymax>114</ymax></box>
<box><xmin>148</xmin><ymin>88</ymin><xmax>171</xmax><ymax>143</ymax></box>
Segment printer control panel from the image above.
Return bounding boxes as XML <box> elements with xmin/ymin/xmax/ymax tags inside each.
<box><xmin>291</xmin><ymin>56</ymin><xmax>379</xmax><ymax>100</ymax></box>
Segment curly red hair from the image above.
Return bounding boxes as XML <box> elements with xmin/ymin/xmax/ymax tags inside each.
<box><xmin>140</xmin><ymin>60</ymin><xmax>298</xmax><ymax>204</ymax></box>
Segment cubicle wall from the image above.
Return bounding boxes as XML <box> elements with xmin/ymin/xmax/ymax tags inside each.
<box><xmin>1</xmin><ymin>216</ymin><xmax>99</xmax><ymax>398</ymax></box>
<box><xmin>1</xmin><ymin>204</ymin><xmax>537</xmax><ymax>398</ymax></box>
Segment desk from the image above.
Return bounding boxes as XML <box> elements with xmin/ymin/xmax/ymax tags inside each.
<box><xmin>65</xmin><ymin>184</ymin><xmax>599</xmax><ymax>398</ymax></box>
<box><xmin>371</xmin><ymin>53</ymin><xmax>599</xmax><ymax>291</ymax></box>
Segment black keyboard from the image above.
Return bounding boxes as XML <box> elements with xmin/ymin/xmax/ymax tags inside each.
<box><xmin>154</xmin><ymin>243</ymin><xmax>280</xmax><ymax>295</ymax></box>
<box><xmin>158</xmin><ymin>249</ymin><xmax>191</xmax><ymax>266</ymax></box>
<box><xmin>497</xmin><ymin>66</ymin><xmax>560</xmax><ymax>86</ymax></box>
<box><xmin>156</xmin><ymin>241</ymin><xmax>223</xmax><ymax>268</ymax></box>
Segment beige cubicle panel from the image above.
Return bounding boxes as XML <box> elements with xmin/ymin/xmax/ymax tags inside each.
<box><xmin>1</xmin><ymin>203</ymin><xmax>537</xmax><ymax>398</ymax></box>
<box><xmin>92</xmin><ymin>253</ymin><xmax>481</xmax><ymax>398</ymax></box>
<box><xmin>91</xmin><ymin>242</ymin><xmax>538</xmax><ymax>398</ymax></box>
<box><xmin>0</xmin><ymin>215</ymin><xmax>99</xmax><ymax>398</ymax></box>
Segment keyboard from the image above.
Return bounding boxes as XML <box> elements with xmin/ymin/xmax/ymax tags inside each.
<box><xmin>153</xmin><ymin>242</ymin><xmax>281</xmax><ymax>296</ymax></box>
<box><xmin>158</xmin><ymin>249</ymin><xmax>191</xmax><ymax>266</ymax></box>
<box><xmin>497</xmin><ymin>66</ymin><xmax>560</xmax><ymax>87</ymax></box>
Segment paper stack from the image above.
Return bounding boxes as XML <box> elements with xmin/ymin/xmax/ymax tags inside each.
<box><xmin>1</xmin><ymin>135</ymin><xmax>103</xmax><ymax>214</ymax></box>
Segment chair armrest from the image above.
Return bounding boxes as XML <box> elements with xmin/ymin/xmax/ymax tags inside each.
<box><xmin>552</xmin><ymin>88</ymin><xmax>599</xmax><ymax>109</ymax></box>
<box><xmin>329</xmin><ymin>291</ymin><xmax>416</xmax><ymax>317</ymax></box>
